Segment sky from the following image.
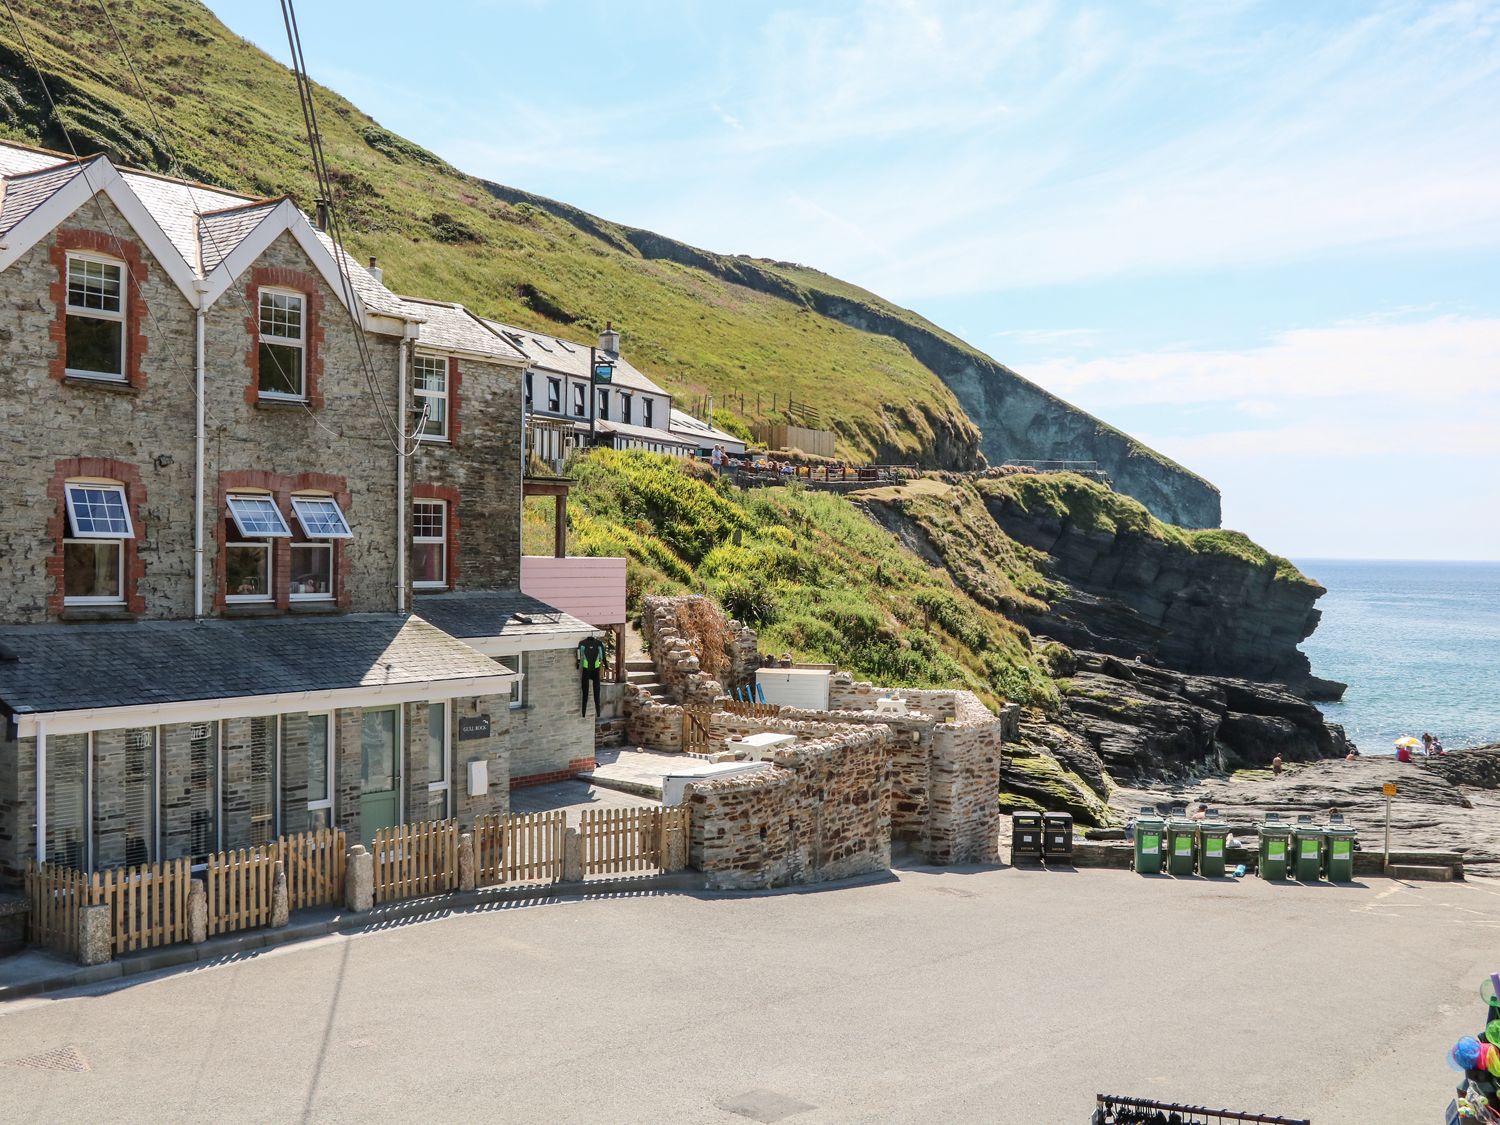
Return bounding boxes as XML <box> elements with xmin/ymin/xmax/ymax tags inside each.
<box><xmin>209</xmin><ymin>0</ymin><xmax>1500</xmax><ymax>560</ymax></box>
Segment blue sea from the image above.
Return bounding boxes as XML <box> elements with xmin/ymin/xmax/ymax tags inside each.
<box><xmin>1295</xmin><ymin>559</ymin><xmax>1500</xmax><ymax>753</ymax></box>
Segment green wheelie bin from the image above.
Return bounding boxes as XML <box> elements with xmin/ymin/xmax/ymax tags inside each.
<box><xmin>1133</xmin><ymin>812</ymin><xmax>1165</xmax><ymax>874</ymax></box>
<box><xmin>1167</xmin><ymin>819</ymin><xmax>1198</xmax><ymax>876</ymax></box>
<box><xmin>1258</xmin><ymin>820</ymin><xmax>1291</xmax><ymax>880</ymax></box>
<box><xmin>1290</xmin><ymin>822</ymin><xmax>1323</xmax><ymax>881</ymax></box>
<box><xmin>1324</xmin><ymin>823</ymin><xmax>1356</xmax><ymax>883</ymax></box>
<box><xmin>1197</xmin><ymin>817</ymin><xmax>1229</xmax><ymax>877</ymax></box>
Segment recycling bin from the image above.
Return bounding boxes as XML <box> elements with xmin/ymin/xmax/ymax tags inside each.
<box><xmin>1197</xmin><ymin>818</ymin><xmax>1230</xmax><ymax>878</ymax></box>
<box><xmin>1291</xmin><ymin>823</ymin><xmax>1323</xmax><ymax>881</ymax></box>
<box><xmin>1167</xmin><ymin>819</ymin><xmax>1198</xmax><ymax>876</ymax></box>
<box><xmin>1011</xmin><ymin>812</ymin><xmax>1043</xmax><ymax>861</ymax></box>
<box><xmin>1134</xmin><ymin>813</ymin><xmax>1165</xmax><ymax>874</ymax></box>
<box><xmin>1043</xmin><ymin>812</ymin><xmax>1074</xmax><ymax>860</ymax></box>
<box><xmin>1258</xmin><ymin>821</ymin><xmax>1291</xmax><ymax>880</ymax></box>
<box><xmin>1324</xmin><ymin>824</ymin><xmax>1356</xmax><ymax>883</ymax></box>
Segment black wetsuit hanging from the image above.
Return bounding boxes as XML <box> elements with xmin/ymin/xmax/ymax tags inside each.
<box><xmin>577</xmin><ymin>635</ymin><xmax>607</xmax><ymax>717</ymax></box>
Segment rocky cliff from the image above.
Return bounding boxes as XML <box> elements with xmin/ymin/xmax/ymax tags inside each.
<box><xmin>976</xmin><ymin>473</ymin><xmax>1344</xmax><ymax>699</ymax></box>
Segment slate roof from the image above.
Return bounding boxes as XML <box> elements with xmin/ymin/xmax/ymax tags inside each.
<box><xmin>481</xmin><ymin>319</ymin><xmax>670</xmax><ymax>397</ymax></box>
<box><xmin>0</xmin><ymin>615</ymin><xmax>507</xmax><ymax>718</ymax></box>
<box><xmin>411</xmin><ymin>590</ymin><xmax>596</xmax><ymax>642</ymax></box>
<box><xmin>668</xmin><ymin>407</ymin><xmax>747</xmax><ymax>450</ymax></box>
<box><xmin>0</xmin><ymin>160</ymin><xmax>87</xmax><ymax>236</ymax></box>
<box><xmin>595</xmin><ymin>418</ymin><xmax>696</xmax><ymax>448</ymax></box>
<box><xmin>198</xmin><ymin>199</ymin><xmax>280</xmax><ymax>273</ymax></box>
<box><xmin>399</xmin><ymin>298</ymin><xmax>528</xmax><ymax>363</ymax></box>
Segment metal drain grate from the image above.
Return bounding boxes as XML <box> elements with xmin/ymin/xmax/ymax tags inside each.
<box><xmin>6</xmin><ymin>1044</ymin><xmax>91</xmax><ymax>1072</ymax></box>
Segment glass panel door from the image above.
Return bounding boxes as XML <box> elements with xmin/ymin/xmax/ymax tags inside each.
<box><xmin>359</xmin><ymin>707</ymin><xmax>400</xmax><ymax>845</ymax></box>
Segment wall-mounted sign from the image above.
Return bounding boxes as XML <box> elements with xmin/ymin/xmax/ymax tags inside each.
<box><xmin>593</xmin><ymin>363</ymin><xmax>614</xmax><ymax>383</ymax></box>
<box><xmin>458</xmin><ymin>715</ymin><xmax>491</xmax><ymax>741</ymax></box>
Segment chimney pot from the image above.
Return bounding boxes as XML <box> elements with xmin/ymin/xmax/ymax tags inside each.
<box><xmin>367</xmin><ymin>256</ymin><xmax>383</xmax><ymax>284</ymax></box>
<box><xmin>314</xmin><ymin>198</ymin><xmax>330</xmax><ymax>231</ymax></box>
<box><xmin>598</xmin><ymin>321</ymin><xmax>621</xmax><ymax>356</ymax></box>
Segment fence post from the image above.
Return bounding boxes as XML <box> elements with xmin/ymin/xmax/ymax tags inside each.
<box><xmin>188</xmin><ymin>878</ymin><xmax>208</xmax><ymax>944</ymax></box>
<box><xmin>458</xmin><ymin>831</ymin><xmax>476</xmax><ymax>892</ymax></box>
<box><xmin>271</xmin><ymin>859</ymin><xmax>289</xmax><ymax>928</ymax></box>
<box><xmin>345</xmin><ymin>845</ymin><xmax>374</xmax><ymax>913</ymax></box>
<box><xmin>77</xmin><ymin>903</ymin><xmax>112</xmax><ymax>966</ymax></box>
<box><xmin>661</xmin><ymin>814</ymin><xmax>687</xmax><ymax>873</ymax></box>
<box><xmin>563</xmin><ymin>826</ymin><xmax>583</xmax><ymax>883</ymax></box>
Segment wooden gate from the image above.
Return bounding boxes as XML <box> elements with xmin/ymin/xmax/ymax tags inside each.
<box><xmin>92</xmin><ymin>859</ymin><xmax>193</xmax><ymax>954</ymax></box>
<box><xmin>682</xmin><ymin>707</ymin><xmax>711</xmax><ymax>754</ymax></box>
<box><xmin>279</xmin><ymin>827</ymin><xmax>347</xmax><ymax>911</ymax></box>
<box><xmin>579</xmin><ymin>806</ymin><xmax>690</xmax><ymax>876</ymax></box>
<box><xmin>23</xmin><ymin>862</ymin><xmax>89</xmax><ymax>955</ymax></box>
<box><xmin>205</xmin><ymin>844</ymin><xmax>280</xmax><ymax>937</ymax></box>
<box><xmin>473</xmin><ymin>810</ymin><xmax>566</xmax><ymax>886</ymax></box>
<box><xmin>372</xmin><ymin>819</ymin><xmax>458</xmax><ymax>904</ymax></box>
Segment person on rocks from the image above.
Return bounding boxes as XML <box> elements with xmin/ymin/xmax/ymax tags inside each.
<box><xmin>1423</xmin><ymin>732</ymin><xmax>1434</xmax><ymax>755</ymax></box>
<box><xmin>1272</xmin><ymin>753</ymin><xmax>1284</xmax><ymax>778</ymax></box>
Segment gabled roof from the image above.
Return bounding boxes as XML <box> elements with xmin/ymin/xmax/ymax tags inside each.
<box><xmin>0</xmin><ymin>140</ymin><xmax>415</xmax><ymax>328</ymax></box>
<box><xmin>482</xmin><ymin>319</ymin><xmax>670</xmax><ymax>397</ymax></box>
<box><xmin>400</xmin><ymin>297</ymin><xmax>529</xmax><ymax>364</ymax></box>
<box><xmin>669</xmin><ymin>407</ymin><xmax>746</xmax><ymax>449</ymax></box>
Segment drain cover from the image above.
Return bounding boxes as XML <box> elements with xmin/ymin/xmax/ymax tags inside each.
<box><xmin>718</xmin><ymin>1089</ymin><xmax>814</xmax><ymax>1123</ymax></box>
<box><xmin>6</xmin><ymin>1044</ymin><xmax>91</xmax><ymax>1072</ymax></box>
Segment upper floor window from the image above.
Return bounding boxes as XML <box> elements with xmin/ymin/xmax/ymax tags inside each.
<box><xmin>412</xmin><ymin>499</ymin><xmax>448</xmax><ymax>589</ymax></box>
<box><xmin>225</xmin><ymin>491</ymin><xmax>290</xmax><ymax>602</ymax></box>
<box><xmin>524</xmin><ymin>371</ymin><xmax>534</xmax><ymax>411</ymax></box>
<box><xmin>570</xmin><ymin>382</ymin><xmax>586</xmax><ymax>418</ymax></box>
<box><xmin>413</xmin><ymin>354</ymin><xmax>449</xmax><ymax>441</ymax></box>
<box><xmin>547</xmin><ymin>377</ymin><xmax>561</xmax><ymax>413</ymax></box>
<box><xmin>596</xmin><ymin>388</ymin><xmax>610</xmax><ymax>421</ymax></box>
<box><xmin>620</xmin><ymin>393</ymin><xmax>633</xmax><ymax>425</ymax></box>
<box><xmin>290</xmin><ymin>494</ymin><xmax>352</xmax><ymax>602</ymax></box>
<box><xmin>643</xmin><ymin>398</ymin><xmax>654</xmax><ymax>428</ymax></box>
<box><xmin>257</xmin><ymin>289</ymin><xmax>306</xmax><ymax>399</ymax></box>
<box><xmin>63</xmin><ymin>480</ymin><xmax>133</xmax><ymax>605</ymax></box>
<box><xmin>65</xmin><ymin>254</ymin><xmax>125</xmax><ymax>381</ymax></box>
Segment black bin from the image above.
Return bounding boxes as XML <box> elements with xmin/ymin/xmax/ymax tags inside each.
<box><xmin>1043</xmin><ymin>811</ymin><xmax>1074</xmax><ymax>859</ymax></box>
<box><xmin>1011</xmin><ymin>812</ymin><xmax>1043</xmax><ymax>860</ymax></box>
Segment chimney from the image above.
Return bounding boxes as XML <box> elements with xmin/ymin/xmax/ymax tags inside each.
<box><xmin>314</xmin><ymin>198</ymin><xmax>330</xmax><ymax>231</ymax></box>
<box><xmin>598</xmin><ymin>320</ymin><xmax>620</xmax><ymax>356</ymax></box>
<box><xmin>368</xmin><ymin>256</ymin><xmax>383</xmax><ymax>284</ymax></box>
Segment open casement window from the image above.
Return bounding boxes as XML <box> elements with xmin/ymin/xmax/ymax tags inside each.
<box><xmin>413</xmin><ymin>354</ymin><xmax>449</xmax><ymax>440</ymax></box>
<box><xmin>620</xmin><ymin>393</ymin><xmax>633</xmax><ymax>425</ymax></box>
<box><xmin>571</xmin><ymin>382</ymin><xmax>586</xmax><ymax>417</ymax></box>
<box><xmin>412</xmin><ymin>499</ymin><xmax>447</xmax><ymax>589</ymax></box>
<box><xmin>289</xmin><ymin>494</ymin><xmax>350</xmax><ymax>601</ymax></box>
<box><xmin>65</xmin><ymin>253</ymin><xmax>126</xmax><ymax>381</ymax></box>
<box><xmin>547</xmin><ymin>377</ymin><xmax>561</xmax><ymax>413</ymax></box>
<box><xmin>305</xmin><ymin>713</ymin><xmax>335</xmax><ymax>829</ymax></box>
<box><xmin>225</xmin><ymin>492</ymin><xmax>290</xmax><ymax>603</ymax></box>
<box><xmin>426</xmin><ymin>702</ymin><xmax>450</xmax><ymax>820</ymax></box>
<box><xmin>257</xmin><ymin>288</ymin><xmax>306</xmax><ymax>399</ymax></box>
<box><xmin>596</xmin><ymin>388</ymin><xmax>610</xmax><ymax>421</ymax></box>
<box><xmin>63</xmin><ymin>481</ymin><xmax>134</xmax><ymax>605</ymax></box>
<box><xmin>643</xmin><ymin>398</ymin><xmax>655</xmax><ymax>428</ymax></box>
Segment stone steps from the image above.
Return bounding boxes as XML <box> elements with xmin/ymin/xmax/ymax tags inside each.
<box><xmin>1387</xmin><ymin>864</ymin><xmax>1455</xmax><ymax>882</ymax></box>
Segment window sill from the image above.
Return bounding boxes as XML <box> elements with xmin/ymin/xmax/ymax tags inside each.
<box><xmin>254</xmin><ymin>398</ymin><xmax>310</xmax><ymax>412</ymax></box>
<box><xmin>63</xmin><ymin>375</ymin><xmax>137</xmax><ymax>395</ymax></box>
<box><xmin>288</xmin><ymin>601</ymin><xmax>342</xmax><ymax>615</ymax></box>
<box><xmin>60</xmin><ymin>606</ymin><xmax>136</xmax><ymax>623</ymax></box>
<box><xmin>415</xmin><ymin>436</ymin><xmax>451</xmax><ymax>446</ymax></box>
<box><xmin>220</xmin><ymin>603</ymin><xmax>283</xmax><ymax>618</ymax></box>
<box><xmin>412</xmin><ymin>586</ymin><xmax>450</xmax><ymax>595</ymax></box>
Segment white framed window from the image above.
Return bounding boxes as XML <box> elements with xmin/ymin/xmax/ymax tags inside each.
<box><xmin>257</xmin><ymin>288</ymin><xmax>306</xmax><ymax>399</ymax></box>
<box><xmin>412</xmin><ymin>499</ymin><xmax>447</xmax><ymax>588</ymax></box>
<box><xmin>571</xmin><ymin>382</ymin><xmax>585</xmax><ymax>417</ymax></box>
<box><xmin>225</xmin><ymin>492</ymin><xmax>289</xmax><ymax>603</ymax></box>
<box><xmin>596</xmin><ymin>388</ymin><xmax>610</xmax><ymax>421</ymax></box>
<box><xmin>305</xmin><ymin>713</ymin><xmax>335</xmax><ymax>828</ymax></box>
<box><xmin>499</xmin><ymin>653</ymin><xmax>526</xmax><ymax>709</ymax></box>
<box><xmin>64</xmin><ymin>252</ymin><xmax>125</xmax><ymax>381</ymax></box>
<box><xmin>620</xmin><ymin>393</ymin><xmax>632</xmax><ymax>425</ymax></box>
<box><xmin>413</xmin><ymin>354</ymin><xmax>449</xmax><ymax>441</ymax></box>
<box><xmin>291</xmin><ymin>495</ymin><xmax>352</xmax><ymax>539</ymax></box>
<box><xmin>547</xmin><ymin>377</ymin><xmax>561</xmax><ymax>413</ymax></box>
<box><xmin>63</xmin><ymin>481</ymin><xmax>133</xmax><ymax>606</ymax></box>
<box><xmin>289</xmin><ymin>495</ymin><xmax>348</xmax><ymax>602</ymax></box>
<box><xmin>643</xmin><ymin>398</ymin><xmax>654</xmax><ymax>428</ymax></box>
<box><xmin>426</xmin><ymin>701</ymin><xmax>450</xmax><ymax>820</ymax></box>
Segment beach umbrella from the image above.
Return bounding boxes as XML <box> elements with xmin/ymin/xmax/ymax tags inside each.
<box><xmin>1394</xmin><ymin>737</ymin><xmax>1422</xmax><ymax>748</ymax></box>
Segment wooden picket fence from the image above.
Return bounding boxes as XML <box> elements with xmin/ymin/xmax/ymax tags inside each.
<box><xmin>682</xmin><ymin>707</ymin><xmax>711</xmax><ymax>754</ymax></box>
<box><xmin>278</xmin><ymin>827</ymin><xmax>347</xmax><ymax>911</ymax></box>
<box><xmin>724</xmin><ymin>699</ymin><xmax>781</xmax><ymax>720</ymax></box>
<box><xmin>91</xmin><ymin>858</ymin><xmax>193</xmax><ymax>955</ymax></box>
<box><xmin>473</xmin><ymin>810</ymin><xmax>566</xmax><ymax>886</ymax></box>
<box><xmin>371</xmin><ymin>818</ymin><xmax>458</xmax><ymax>904</ymax></box>
<box><xmin>204</xmin><ymin>843</ymin><xmax>280</xmax><ymax>937</ymax></box>
<box><xmin>23</xmin><ymin>862</ymin><xmax>90</xmax><ymax>955</ymax></box>
<box><xmin>579</xmin><ymin>805</ymin><xmax>689</xmax><ymax>877</ymax></box>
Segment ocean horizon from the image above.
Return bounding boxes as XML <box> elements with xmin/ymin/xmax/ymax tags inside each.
<box><xmin>1295</xmin><ymin>557</ymin><xmax>1500</xmax><ymax>754</ymax></box>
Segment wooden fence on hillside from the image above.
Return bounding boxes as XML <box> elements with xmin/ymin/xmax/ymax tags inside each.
<box><xmin>372</xmin><ymin>819</ymin><xmax>459</xmax><ymax>904</ymax></box>
<box><xmin>473</xmin><ymin>810</ymin><xmax>566</xmax><ymax>886</ymax></box>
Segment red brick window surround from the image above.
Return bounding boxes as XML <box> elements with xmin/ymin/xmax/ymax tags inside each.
<box><xmin>244</xmin><ymin>267</ymin><xmax>325</xmax><ymax>409</ymax></box>
<box><xmin>46</xmin><ymin>458</ymin><xmax>147</xmax><ymax>616</ymax></box>
<box><xmin>215</xmin><ymin>470</ymin><xmax>352</xmax><ymax>611</ymax></box>
<box><xmin>412</xmin><ymin>484</ymin><xmax>460</xmax><ymax>591</ymax></box>
<box><xmin>49</xmin><ymin>229</ymin><xmax>149</xmax><ymax>390</ymax></box>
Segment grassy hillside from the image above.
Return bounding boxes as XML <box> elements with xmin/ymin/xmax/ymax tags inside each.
<box><xmin>522</xmin><ymin>452</ymin><xmax>1056</xmax><ymax>710</ymax></box>
<box><xmin>0</xmin><ymin>0</ymin><xmax>979</xmax><ymax>466</ymax></box>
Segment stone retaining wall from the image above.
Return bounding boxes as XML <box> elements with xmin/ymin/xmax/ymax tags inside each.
<box><xmin>689</xmin><ymin>725</ymin><xmax>890</xmax><ymax>891</ymax></box>
<box><xmin>624</xmin><ymin>690</ymin><xmax>685</xmax><ymax>752</ymax></box>
<box><xmin>641</xmin><ymin>595</ymin><xmax>758</xmax><ymax>703</ymax></box>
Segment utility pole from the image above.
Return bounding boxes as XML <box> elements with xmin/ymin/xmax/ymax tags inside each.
<box><xmin>589</xmin><ymin>344</ymin><xmax>598</xmax><ymax>447</ymax></box>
